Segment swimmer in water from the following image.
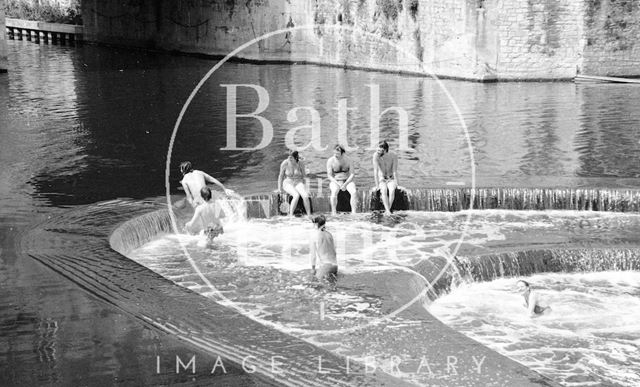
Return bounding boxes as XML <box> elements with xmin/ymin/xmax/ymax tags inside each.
<box><xmin>180</xmin><ymin>161</ymin><xmax>234</xmax><ymax>208</ymax></box>
<box><xmin>309</xmin><ymin>215</ymin><xmax>338</xmax><ymax>283</ymax></box>
<box><xmin>516</xmin><ymin>280</ymin><xmax>550</xmax><ymax>316</ymax></box>
<box><xmin>185</xmin><ymin>187</ymin><xmax>224</xmax><ymax>243</ymax></box>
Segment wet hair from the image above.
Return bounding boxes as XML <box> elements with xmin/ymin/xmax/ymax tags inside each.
<box><xmin>313</xmin><ymin>215</ymin><xmax>326</xmax><ymax>228</ymax></box>
<box><xmin>200</xmin><ymin>186</ymin><xmax>212</xmax><ymax>202</ymax></box>
<box><xmin>180</xmin><ymin>161</ymin><xmax>193</xmax><ymax>175</ymax></box>
<box><xmin>378</xmin><ymin>140</ymin><xmax>389</xmax><ymax>153</ymax></box>
<box><xmin>334</xmin><ymin>144</ymin><xmax>345</xmax><ymax>154</ymax></box>
<box><xmin>289</xmin><ymin>150</ymin><xmax>299</xmax><ymax>162</ymax></box>
<box><xmin>516</xmin><ymin>280</ymin><xmax>530</xmax><ymax>288</ymax></box>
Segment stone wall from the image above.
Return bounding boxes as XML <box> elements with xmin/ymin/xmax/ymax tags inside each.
<box><xmin>488</xmin><ymin>0</ymin><xmax>584</xmax><ymax>80</ymax></box>
<box><xmin>0</xmin><ymin>0</ymin><xmax>7</xmax><ymax>72</ymax></box>
<box><xmin>80</xmin><ymin>0</ymin><xmax>640</xmax><ymax>80</ymax></box>
<box><xmin>581</xmin><ymin>0</ymin><xmax>640</xmax><ymax>76</ymax></box>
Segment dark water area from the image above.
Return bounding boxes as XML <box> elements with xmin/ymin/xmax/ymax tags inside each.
<box><xmin>1</xmin><ymin>37</ymin><xmax>640</xmax><ymax>385</ymax></box>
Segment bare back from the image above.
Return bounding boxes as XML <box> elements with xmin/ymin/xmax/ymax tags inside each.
<box><xmin>311</xmin><ymin>229</ymin><xmax>337</xmax><ymax>266</ymax></box>
<box><xmin>181</xmin><ymin>170</ymin><xmax>207</xmax><ymax>205</ymax></box>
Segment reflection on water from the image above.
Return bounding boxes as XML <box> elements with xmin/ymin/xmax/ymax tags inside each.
<box><xmin>430</xmin><ymin>272</ymin><xmax>640</xmax><ymax>386</ymax></box>
<box><xmin>1</xmin><ymin>37</ymin><xmax>640</xmax><ymax>385</ymax></box>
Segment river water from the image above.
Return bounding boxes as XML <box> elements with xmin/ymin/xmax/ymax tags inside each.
<box><xmin>1</xmin><ymin>38</ymin><xmax>640</xmax><ymax>385</ymax></box>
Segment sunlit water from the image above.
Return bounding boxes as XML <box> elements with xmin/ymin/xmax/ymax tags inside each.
<box><xmin>129</xmin><ymin>207</ymin><xmax>640</xmax><ymax>385</ymax></box>
<box><xmin>430</xmin><ymin>272</ymin><xmax>640</xmax><ymax>386</ymax></box>
<box><xmin>3</xmin><ymin>37</ymin><xmax>640</xmax><ymax>385</ymax></box>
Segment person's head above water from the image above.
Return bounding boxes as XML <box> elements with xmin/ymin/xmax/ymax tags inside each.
<box><xmin>180</xmin><ymin>161</ymin><xmax>193</xmax><ymax>176</ymax></box>
<box><xmin>334</xmin><ymin>144</ymin><xmax>345</xmax><ymax>156</ymax></box>
<box><xmin>516</xmin><ymin>280</ymin><xmax>531</xmax><ymax>293</ymax></box>
<box><xmin>312</xmin><ymin>214</ymin><xmax>326</xmax><ymax>228</ymax></box>
<box><xmin>288</xmin><ymin>150</ymin><xmax>299</xmax><ymax>163</ymax></box>
<box><xmin>200</xmin><ymin>186</ymin><xmax>212</xmax><ymax>202</ymax></box>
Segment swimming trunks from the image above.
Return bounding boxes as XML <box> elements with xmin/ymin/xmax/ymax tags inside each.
<box><xmin>204</xmin><ymin>224</ymin><xmax>224</xmax><ymax>242</ymax></box>
<box><xmin>525</xmin><ymin>293</ymin><xmax>548</xmax><ymax>315</ymax></box>
<box><xmin>317</xmin><ymin>264</ymin><xmax>338</xmax><ymax>282</ymax></box>
<box><xmin>533</xmin><ymin>305</ymin><xmax>548</xmax><ymax>314</ymax></box>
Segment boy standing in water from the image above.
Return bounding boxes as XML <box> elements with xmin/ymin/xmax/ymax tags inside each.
<box><xmin>185</xmin><ymin>187</ymin><xmax>224</xmax><ymax>243</ymax></box>
<box><xmin>309</xmin><ymin>215</ymin><xmax>338</xmax><ymax>283</ymax></box>
<box><xmin>180</xmin><ymin>161</ymin><xmax>233</xmax><ymax>208</ymax></box>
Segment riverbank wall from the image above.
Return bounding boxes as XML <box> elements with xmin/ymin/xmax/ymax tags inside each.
<box><xmin>1</xmin><ymin>0</ymin><xmax>7</xmax><ymax>72</ymax></box>
<box><xmin>79</xmin><ymin>0</ymin><xmax>639</xmax><ymax>80</ymax></box>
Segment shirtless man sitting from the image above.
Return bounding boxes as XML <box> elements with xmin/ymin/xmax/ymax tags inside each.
<box><xmin>180</xmin><ymin>161</ymin><xmax>233</xmax><ymax>208</ymax></box>
<box><xmin>309</xmin><ymin>215</ymin><xmax>338</xmax><ymax>283</ymax></box>
<box><xmin>326</xmin><ymin>144</ymin><xmax>357</xmax><ymax>215</ymax></box>
<box><xmin>372</xmin><ymin>140</ymin><xmax>399</xmax><ymax>215</ymax></box>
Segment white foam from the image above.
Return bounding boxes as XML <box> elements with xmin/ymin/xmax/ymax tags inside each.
<box><xmin>430</xmin><ymin>271</ymin><xmax>640</xmax><ymax>386</ymax></box>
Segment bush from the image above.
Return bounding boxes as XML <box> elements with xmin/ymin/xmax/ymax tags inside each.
<box><xmin>5</xmin><ymin>0</ymin><xmax>82</xmax><ymax>25</ymax></box>
<box><xmin>376</xmin><ymin>0</ymin><xmax>403</xmax><ymax>20</ymax></box>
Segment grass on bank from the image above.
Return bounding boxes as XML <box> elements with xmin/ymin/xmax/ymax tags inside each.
<box><xmin>5</xmin><ymin>0</ymin><xmax>81</xmax><ymax>25</ymax></box>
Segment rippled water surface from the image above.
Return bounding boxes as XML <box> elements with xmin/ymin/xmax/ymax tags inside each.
<box><xmin>2</xmin><ymin>37</ymin><xmax>640</xmax><ymax>385</ymax></box>
<box><xmin>430</xmin><ymin>272</ymin><xmax>640</xmax><ymax>386</ymax></box>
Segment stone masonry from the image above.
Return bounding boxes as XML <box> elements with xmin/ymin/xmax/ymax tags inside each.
<box><xmin>1</xmin><ymin>0</ymin><xmax>7</xmax><ymax>72</ymax></box>
<box><xmin>79</xmin><ymin>0</ymin><xmax>640</xmax><ymax>80</ymax></box>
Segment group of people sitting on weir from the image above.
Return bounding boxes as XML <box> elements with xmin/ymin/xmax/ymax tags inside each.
<box><xmin>277</xmin><ymin>140</ymin><xmax>400</xmax><ymax>217</ymax></box>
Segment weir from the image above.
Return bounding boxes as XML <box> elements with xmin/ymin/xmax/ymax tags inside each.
<box><xmin>453</xmin><ymin>248</ymin><xmax>640</xmax><ymax>285</ymax></box>
<box><xmin>26</xmin><ymin>187</ymin><xmax>640</xmax><ymax>386</ymax></box>
<box><xmin>112</xmin><ymin>187</ymin><xmax>640</xmax><ymax>254</ymax></box>
<box><xmin>252</xmin><ymin>187</ymin><xmax>640</xmax><ymax>217</ymax></box>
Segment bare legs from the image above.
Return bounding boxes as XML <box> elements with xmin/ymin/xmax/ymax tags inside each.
<box><xmin>378</xmin><ymin>180</ymin><xmax>397</xmax><ymax>215</ymax></box>
<box><xmin>283</xmin><ymin>179</ymin><xmax>311</xmax><ymax>217</ymax></box>
<box><xmin>330</xmin><ymin>181</ymin><xmax>357</xmax><ymax>215</ymax></box>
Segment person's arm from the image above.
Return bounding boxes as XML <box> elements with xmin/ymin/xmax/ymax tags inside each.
<box><xmin>309</xmin><ymin>236</ymin><xmax>317</xmax><ymax>275</ymax></box>
<box><xmin>392</xmin><ymin>153</ymin><xmax>399</xmax><ymax>186</ymax></box>
<box><xmin>300</xmin><ymin>160</ymin><xmax>307</xmax><ymax>179</ymax></box>
<box><xmin>527</xmin><ymin>292</ymin><xmax>539</xmax><ymax>316</ymax></box>
<box><xmin>201</xmin><ymin>171</ymin><xmax>225</xmax><ymax>190</ymax></box>
<box><xmin>372</xmin><ymin>154</ymin><xmax>380</xmax><ymax>188</ymax></box>
<box><xmin>185</xmin><ymin>205</ymin><xmax>204</xmax><ymax>233</ymax></box>
<box><xmin>277</xmin><ymin>161</ymin><xmax>286</xmax><ymax>192</ymax></box>
<box><xmin>326</xmin><ymin>158</ymin><xmax>338</xmax><ymax>186</ymax></box>
<box><xmin>343</xmin><ymin>157</ymin><xmax>355</xmax><ymax>187</ymax></box>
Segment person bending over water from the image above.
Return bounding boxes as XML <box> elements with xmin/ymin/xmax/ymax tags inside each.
<box><xmin>372</xmin><ymin>140</ymin><xmax>399</xmax><ymax>215</ymax></box>
<box><xmin>180</xmin><ymin>161</ymin><xmax>234</xmax><ymax>208</ymax></box>
<box><xmin>327</xmin><ymin>144</ymin><xmax>357</xmax><ymax>215</ymax></box>
<box><xmin>185</xmin><ymin>187</ymin><xmax>224</xmax><ymax>243</ymax></box>
<box><xmin>516</xmin><ymin>280</ymin><xmax>550</xmax><ymax>316</ymax></box>
<box><xmin>277</xmin><ymin>150</ymin><xmax>312</xmax><ymax>217</ymax></box>
<box><xmin>309</xmin><ymin>215</ymin><xmax>338</xmax><ymax>283</ymax></box>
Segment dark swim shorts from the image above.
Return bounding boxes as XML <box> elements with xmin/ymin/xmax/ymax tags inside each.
<box><xmin>204</xmin><ymin>224</ymin><xmax>224</xmax><ymax>242</ymax></box>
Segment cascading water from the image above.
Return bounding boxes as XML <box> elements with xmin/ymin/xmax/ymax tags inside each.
<box><xmin>122</xmin><ymin>194</ymin><xmax>640</xmax><ymax>386</ymax></box>
<box><xmin>430</xmin><ymin>272</ymin><xmax>640</xmax><ymax>386</ymax></box>
<box><xmin>244</xmin><ymin>188</ymin><xmax>640</xmax><ymax>217</ymax></box>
